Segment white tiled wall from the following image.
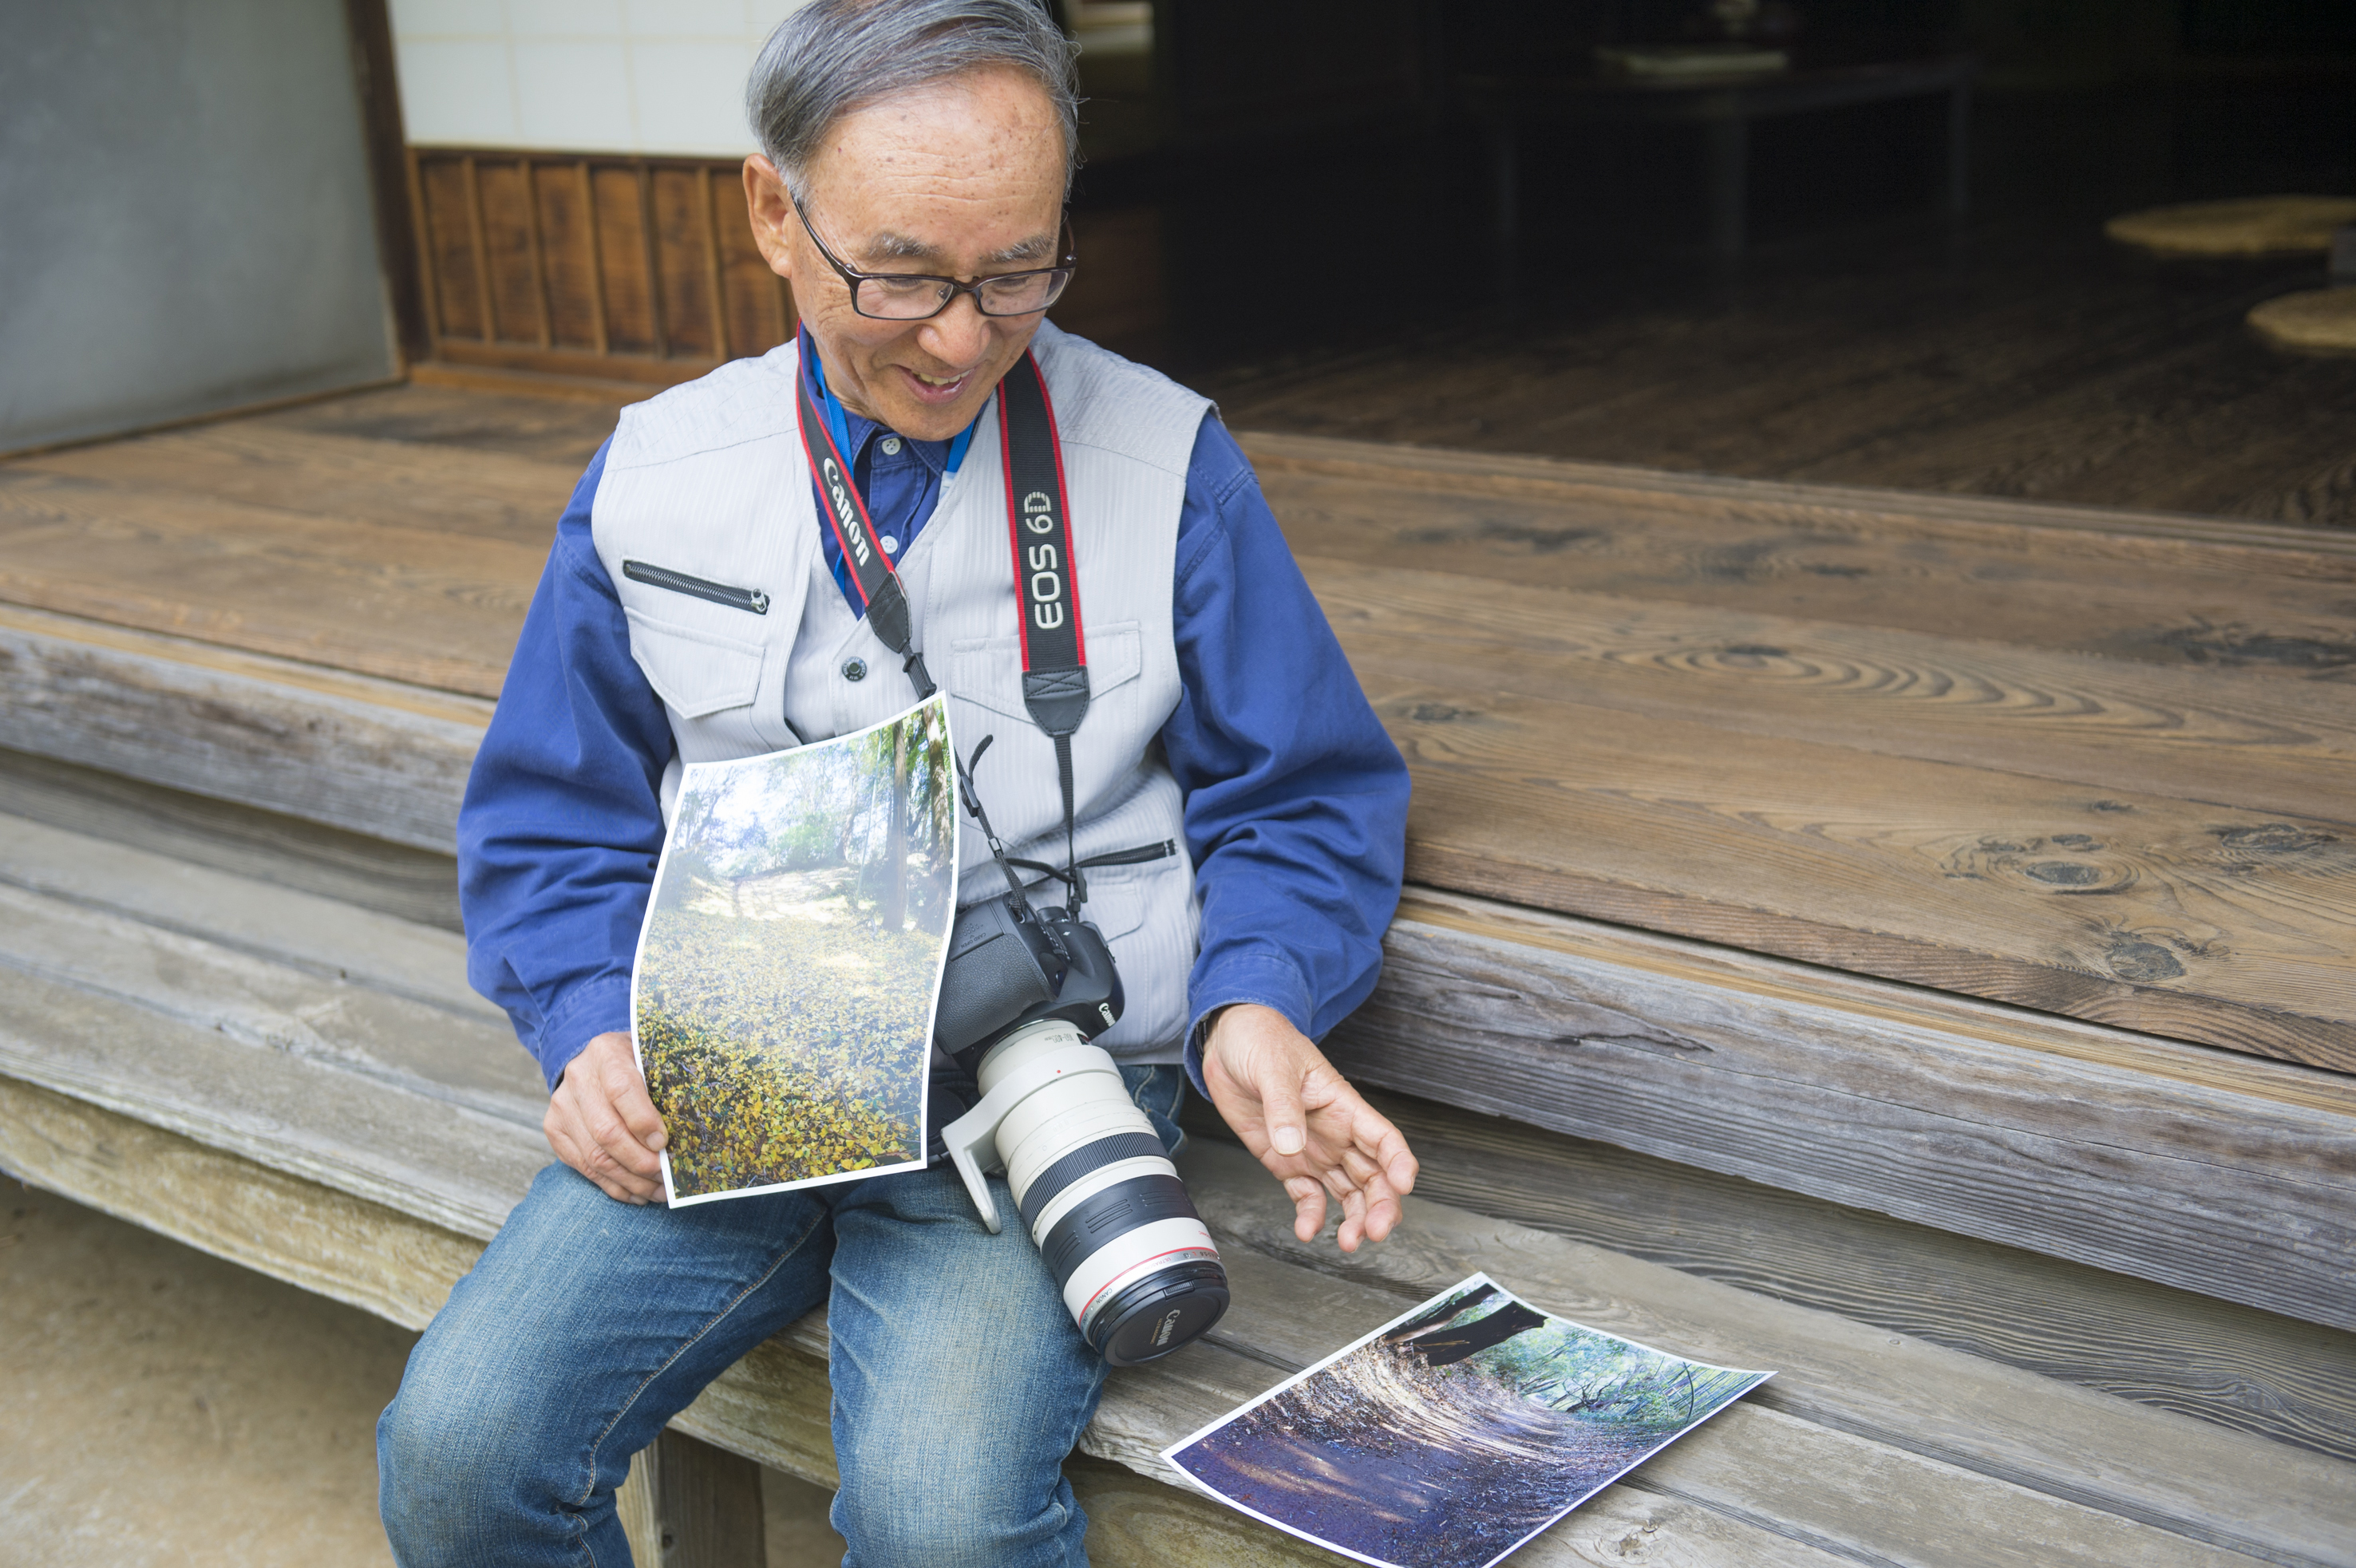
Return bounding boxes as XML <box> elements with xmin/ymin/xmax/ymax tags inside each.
<box><xmin>390</xmin><ymin>0</ymin><xmax>814</xmax><ymax>156</ymax></box>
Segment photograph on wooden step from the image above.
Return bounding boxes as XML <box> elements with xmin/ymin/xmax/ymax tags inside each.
<box><xmin>1163</xmin><ymin>1272</ymin><xmax>1771</xmax><ymax>1568</ymax></box>
<box><xmin>631</xmin><ymin>697</ymin><xmax>957</xmax><ymax>1205</ymax></box>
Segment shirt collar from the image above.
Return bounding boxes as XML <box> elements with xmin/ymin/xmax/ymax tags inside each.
<box><xmin>797</xmin><ymin>329</ymin><xmax>981</xmax><ymax>477</ymax></box>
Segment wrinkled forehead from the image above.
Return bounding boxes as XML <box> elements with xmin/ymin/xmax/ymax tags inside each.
<box><xmin>800</xmin><ymin>69</ymin><xmax>1069</xmax><ymax>263</ymax></box>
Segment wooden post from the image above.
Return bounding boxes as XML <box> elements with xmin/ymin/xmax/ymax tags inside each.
<box><xmin>618</xmin><ymin>1429</ymin><xmax>767</xmax><ymax>1568</ymax></box>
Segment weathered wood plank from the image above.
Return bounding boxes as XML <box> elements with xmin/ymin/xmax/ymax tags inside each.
<box><xmin>0</xmin><ymin>747</ymin><xmax>461</xmax><ymax>931</ymax></box>
<box><xmin>1303</xmin><ymin>555</ymin><xmax>2356</xmax><ymax>825</ymax></box>
<box><xmin>11</xmin><ymin>424</ymin><xmax>583</xmax><ymax>543</ymax></box>
<box><xmin>1365</xmin><ymin>674</ymin><xmax>2356</xmax><ymax>1070</ymax></box>
<box><xmin>7</xmin><ymin>801</ymin><xmax>2346</xmax><ymax>1341</ymax></box>
<box><xmin>0</xmin><ymin>879</ymin><xmax>540</xmax><ymax>1122</ymax></box>
<box><xmin>0</xmin><ymin>468</ymin><xmax>535</xmax><ymax>694</ymax></box>
<box><xmin>0</xmin><ymin>1076</ymin><xmax>1842</xmax><ymax>1568</ymax></box>
<box><xmin>13</xmin><ymin>860</ymin><xmax>2342</xmax><ymax>1566</ymax></box>
<box><xmin>0</xmin><ymin>965</ymin><xmax>541</xmax><ymax>1242</ymax></box>
<box><xmin>1245</xmin><ymin>432</ymin><xmax>2356</xmax><ymax>679</ymax></box>
<box><xmin>14</xmin><ymin>1005</ymin><xmax>2341</xmax><ymax>1566</ymax></box>
<box><xmin>1329</xmin><ymin>891</ymin><xmax>2356</xmax><ymax>1331</ymax></box>
<box><xmin>1177</xmin><ymin>1143</ymin><xmax>2356</xmax><ymax>1568</ymax></box>
<box><xmin>0</xmin><ymin>604</ymin><xmax>484</xmax><ymax>851</ymax></box>
<box><xmin>250</xmin><ymin>381</ymin><xmax>625</xmax><ymax>468</ymax></box>
<box><xmin>1262</xmin><ymin>1088</ymin><xmax>2356</xmax><ymax>1463</ymax></box>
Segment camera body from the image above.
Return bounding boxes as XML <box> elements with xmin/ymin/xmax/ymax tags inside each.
<box><xmin>935</xmin><ymin>891</ymin><xmax>1229</xmax><ymax>1366</ymax></box>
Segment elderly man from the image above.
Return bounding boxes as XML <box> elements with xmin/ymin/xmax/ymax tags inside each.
<box><xmin>376</xmin><ymin>2</ymin><xmax>1415</xmax><ymax>1562</ymax></box>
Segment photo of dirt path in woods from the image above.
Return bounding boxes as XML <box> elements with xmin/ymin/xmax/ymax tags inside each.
<box><xmin>632</xmin><ymin>698</ymin><xmax>957</xmax><ymax>1204</ymax></box>
<box><xmin>1165</xmin><ymin>1273</ymin><xmax>1770</xmax><ymax>1568</ymax></box>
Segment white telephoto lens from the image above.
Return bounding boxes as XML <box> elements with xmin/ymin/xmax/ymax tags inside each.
<box><xmin>974</xmin><ymin>1023</ymin><xmax>1230</xmax><ymax>1365</ymax></box>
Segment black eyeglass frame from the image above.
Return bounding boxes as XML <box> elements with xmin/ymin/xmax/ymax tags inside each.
<box><xmin>790</xmin><ymin>192</ymin><xmax>1078</xmax><ymax>321</ymax></box>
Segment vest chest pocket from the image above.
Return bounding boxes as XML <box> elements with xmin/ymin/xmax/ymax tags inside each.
<box><xmin>623</xmin><ymin>608</ymin><xmax>767</xmax><ymax>718</ymax></box>
<box><xmin>947</xmin><ymin>622</ymin><xmax>1144</xmax><ymax>724</ymax></box>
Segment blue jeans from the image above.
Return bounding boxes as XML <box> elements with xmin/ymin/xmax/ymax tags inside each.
<box><xmin>378</xmin><ymin>1066</ymin><xmax>1188</xmax><ymax>1567</ymax></box>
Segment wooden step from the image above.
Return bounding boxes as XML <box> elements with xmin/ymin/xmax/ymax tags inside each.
<box><xmin>2</xmin><ymin>816</ymin><xmax>2346</xmax><ymax>1564</ymax></box>
<box><xmin>2</xmin><ymin>686</ymin><xmax>2346</xmax><ymax>1336</ymax></box>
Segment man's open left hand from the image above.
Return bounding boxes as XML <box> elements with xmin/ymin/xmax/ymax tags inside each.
<box><xmin>1202</xmin><ymin>1003</ymin><xmax>1417</xmax><ymax>1253</ymax></box>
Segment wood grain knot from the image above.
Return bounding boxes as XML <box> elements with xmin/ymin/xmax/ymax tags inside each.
<box><xmin>2159</xmin><ymin>622</ymin><xmax>2356</xmax><ymax>674</ymax></box>
<box><xmin>2214</xmin><ymin>823</ymin><xmax>2338</xmax><ymax>855</ymax></box>
<box><xmin>1401</xmin><ymin>522</ymin><xmax>1605</xmax><ymax>555</ymax></box>
<box><xmin>1407</xmin><ymin>703</ymin><xmax>1478</xmax><ymax>724</ymax></box>
<box><xmin>2105</xmin><ymin>934</ymin><xmax>2187</xmax><ymax>984</ymax></box>
<box><xmin>2025</xmin><ymin>861</ymin><xmax>2106</xmax><ymax>887</ymax></box>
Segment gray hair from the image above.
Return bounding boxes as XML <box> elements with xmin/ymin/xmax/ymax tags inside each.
<box><xmin>747</xmin><ymin>0</ymin><xmax>1081</xmax><ymax>199</ymax></box>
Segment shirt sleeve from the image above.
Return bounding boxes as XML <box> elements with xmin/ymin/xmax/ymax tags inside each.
<box><xmin>1161</xmin><ymin>417</ymin><xmax>1412</xmax><ymax>1095</ymax></box>
<box><xmin>457</xmin><ymin>440</ymin><xmax>678</xmax><ymax>1089</ymax></box>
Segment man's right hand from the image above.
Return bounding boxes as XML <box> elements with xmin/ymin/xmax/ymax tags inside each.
<box><xmin>544</xmin><ymin>1031</ymin><xmax>669</xmax><ymax>1204</ymax></box>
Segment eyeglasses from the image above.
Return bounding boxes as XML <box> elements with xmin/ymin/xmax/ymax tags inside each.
<box><xmin>791</xmin><ymin>192</ymin><xmax>1077</xmax><ymax>322</ymax></box>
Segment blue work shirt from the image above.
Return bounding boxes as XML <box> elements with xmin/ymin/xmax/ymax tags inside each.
<box><xmin>457</xmin><ymin>344</ymin><xmax>1411</xmax><ymax>1096</ymax></box>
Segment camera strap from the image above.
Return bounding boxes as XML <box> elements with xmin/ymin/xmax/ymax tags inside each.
<box><xmin>996</xmin><ymin>352</ymin><xmax>1093</xmax><ymax>907</ymax></box>
<box><xmin>796</xmin><ymin>347</ymin><xmax>1172</xmax><ymax>914</ymax></box>
<box><xmin>795</xmin><ymin>365</ymin><xmax>937</xmax><ymax>701</ymax></box>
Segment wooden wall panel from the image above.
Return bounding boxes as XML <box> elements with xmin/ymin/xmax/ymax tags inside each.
<box><xmin>474</xmin><ymin>160</ymin><xmax>548</xmax><ymax>347</ymax></box>
<box><xmin>416</xmin><ymin>156</ymin><xmax>484</xmax><ymax>342</ymax></box>
<box><xmin>405</xmin><ymin>147</ymin><xmax>1169</xmax><ymax>385</ymax></box>
<box><xmin>591</xmin><ymin>164</ymin><xmax>660</xmax><ymax>356</ymax></box>
<box><xmin>408</xmin><ymin>148</ymin><xmax>800</xmax><ymax>386</ymax></box>
<box><xmin>716</xmin><ymin>173</ymin><xmax>792</xmax><ymax>360</ymax></box>
<box><xmin>534</xmin><ymin>164</ymin><xmax>605</xmax><ymax>353</ymax></box>
<box><xmin>649</xmin><ymin>166</ymin><xmax>718</xmax><ymax>361</ymax></box>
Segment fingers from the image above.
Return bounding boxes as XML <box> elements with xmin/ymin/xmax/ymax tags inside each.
<box><xmin>599</xmin><ymin>1043</ymin><xmax>669</xmax><ymax>1154</ymax></box>
<box><xmin>544</xmin><ymin>1100</ymin><xmax>662</xmax><ymax>1203</ymax></box>
<box><xmin>544</xmin><ymin>1035</ymin><xmax>668</xmax><ymax>1205</ymax></box>
<box><xmin>1284</xmin><ymin>1176</ymin><xmax>1326</xmax><ymax>1242</ymax></box>
<box><xmin>1253</xmin><ymin>1053</ymin><xmax>1310</xmax><ymax>1158</ymax></box>
<box><xmin>1204</xmin><ymin>1003</ymin><xmax>1419</xmax><ymax>1254</ymax></box>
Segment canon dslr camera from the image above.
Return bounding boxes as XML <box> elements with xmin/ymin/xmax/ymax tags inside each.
<box><xmin>933</xmin><ymin>891</ymin><xmax>1229</xmax><ymax>1365</ymax></box>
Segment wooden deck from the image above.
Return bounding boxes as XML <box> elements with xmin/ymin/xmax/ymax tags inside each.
<box><xmin>2</xmin><ymin>380</ymin><xmax>2353</xmax><ymax>1561</ymax></box>
<box><xmin>6</xmin><ymin>384</ymin><xmax>2353</xmax><ymax>1070</ymax></box>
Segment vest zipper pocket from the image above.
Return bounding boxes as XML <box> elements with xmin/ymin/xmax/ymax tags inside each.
<box><xmin>622</xmin><ymin>560</ymin><xmax>770</xmax><ymax>615</ymax></box>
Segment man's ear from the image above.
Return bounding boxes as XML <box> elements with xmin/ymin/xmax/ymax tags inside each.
<box><xmin>743</xmin><ymin>156</ymin><xmax>796</xmax><ymax>282</ymax></box>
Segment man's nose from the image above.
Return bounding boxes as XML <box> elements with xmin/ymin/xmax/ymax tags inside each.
<box><xmin>917</xmin><ymin>293</ymin><xmax>993</xmax><ymax>366</ymax></box>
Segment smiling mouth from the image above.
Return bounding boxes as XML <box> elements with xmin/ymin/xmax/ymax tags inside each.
<box><xmin>898</xmin><ymin>365</ymin><xmax>974</xmax><ymax>402</ymax></box>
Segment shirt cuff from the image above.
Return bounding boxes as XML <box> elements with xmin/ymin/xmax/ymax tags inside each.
<box><xmin>536</xmin><ymin>975</ymin><xmax>636</xmax><ymax>1090</ymax></box>
<box><xmin>1184</xmin><ymin>950</ymin><xmax>1314</xmax><ymax>1098</ymax></box>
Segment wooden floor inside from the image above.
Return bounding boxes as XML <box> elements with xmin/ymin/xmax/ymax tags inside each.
<box><xmin>1199</xmin><ymin>212</ymin><xmax>2356</xmax><ymax>527</ymax></box>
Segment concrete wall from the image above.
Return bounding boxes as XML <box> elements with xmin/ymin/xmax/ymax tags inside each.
<box><xmin>390</xmin><ymin>0</ymin><xmax>812</xmax><ymax>159</ymax></box>
<box><xmin>0</xmin><ymin>0</ymin><xmax>399</xmax><ymax>455</ymax></box>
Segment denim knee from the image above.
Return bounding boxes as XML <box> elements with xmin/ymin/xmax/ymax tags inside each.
<box><xmin>830</xmin><ymin>1447</ymin><xmax>1086</xmax><ymax>1568</ymax></box>
<box><xmin>377</xmin><ymin>1345</ymin><xmax>590</xmax><ymax>1565</ymax></box>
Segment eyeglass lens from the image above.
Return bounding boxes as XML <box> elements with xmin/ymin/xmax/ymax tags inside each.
<box><xmin>857</xmin><ymin>271</ymin><xmax>1072</xmax><ymax>320</ymax></box>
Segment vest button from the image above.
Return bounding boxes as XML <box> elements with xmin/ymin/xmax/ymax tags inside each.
<box><xmin>841</xmin><ymin>658</ymin><xmax>868</xmax><ymax>682</ymax></box>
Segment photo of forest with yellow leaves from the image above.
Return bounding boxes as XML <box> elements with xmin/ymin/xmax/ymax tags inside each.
<box><xmin>633</xmin><ymin>698</ymin><xmax>957</xmax><ymax>1204</ymax></box>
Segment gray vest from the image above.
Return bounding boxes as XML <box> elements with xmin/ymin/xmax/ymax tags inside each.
<box><xmin>590</xmin><ymin>322</ymin><xmax>1211</xmax><ymax>1062</ymax></box>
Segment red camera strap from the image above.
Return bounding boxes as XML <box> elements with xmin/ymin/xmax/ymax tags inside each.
<box><xmin>794</xmin><ymin>347</ymin><xmax>1115</xmax><ymax>905</ymax></box>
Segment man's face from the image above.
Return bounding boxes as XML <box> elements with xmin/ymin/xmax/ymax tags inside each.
<box><xmin>745</xmin><ymin>65</ymin><xmax>1067</xmax><ymax>443</ymax></box>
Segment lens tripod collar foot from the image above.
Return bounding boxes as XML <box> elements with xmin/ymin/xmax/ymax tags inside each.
<box><xmin>939</xmin><ymin>1042</ymin><xmax>1125</xmax><ymax>1234</ymax></box>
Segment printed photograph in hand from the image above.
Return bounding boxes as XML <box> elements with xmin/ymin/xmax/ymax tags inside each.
<box><xmin>631</xmin><ymin>698</ymin><xmax>957</xmax><ymax>1205</ymax></box>
<box><xmin>1163</xmin><ymin>1272</ymin><xmax>1771</xmax><ymax>1568</ymax></box>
